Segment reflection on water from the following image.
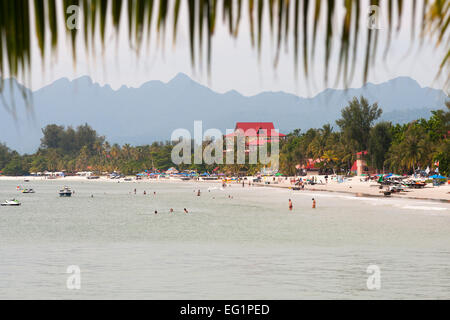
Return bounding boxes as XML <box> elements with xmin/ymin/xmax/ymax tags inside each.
<box><xmin>0</xmin><ymin>180</ymin><xmax>449</xmax><ymax>299</ymax></box>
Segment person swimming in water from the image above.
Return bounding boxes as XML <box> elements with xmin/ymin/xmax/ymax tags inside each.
<box><xmin>312</xmin><ymin>198</ymin><xmax>316</xmax><ymax>209</ymax></box>
<box><xmin>289</xmin><ymin>199</ymin><xmax>293</xmax><ymax>211</ymax></box>
<box><xmin>154</xmin><ymin>210</ymin><xmax>158</xmax><ymax>214</ymax></box>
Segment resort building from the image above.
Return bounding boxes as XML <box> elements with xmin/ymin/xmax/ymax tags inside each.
<box><xmin>225</xmin><ymin>122</ymin><xmax>286</xmax><ymax>151</ymax></box>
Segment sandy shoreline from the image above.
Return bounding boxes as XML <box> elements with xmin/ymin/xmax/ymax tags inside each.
<box><xmin>1</xmin><ymin>175</ymin><xmax>449</xmax><ymax>202</ymax></box>
<box><xmin>252</xmin><ymin>176</ymin><xmax>450</xmax><ymax>202</ymax></box>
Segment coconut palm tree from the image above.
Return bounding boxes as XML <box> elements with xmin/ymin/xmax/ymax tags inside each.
<box><xmin>0</xmin><ymin>0</ymin><xmax>448</xmax><ymax>103</ymax></box>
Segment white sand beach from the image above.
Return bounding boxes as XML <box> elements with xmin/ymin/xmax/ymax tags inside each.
<box><xmin>1</xmin><ymin>175</ymin><xmax>449</xmax><ymax>202</ymax></box>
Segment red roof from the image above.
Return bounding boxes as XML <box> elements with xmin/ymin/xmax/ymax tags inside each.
<box><xmin>225</xmin><ymin>122</ymin><xmax>286</xmax><ymax>138</ymax></box>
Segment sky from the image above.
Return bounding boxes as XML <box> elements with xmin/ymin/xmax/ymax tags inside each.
<box><xmin>24</xmin><ymin>0</ymin><xmax>448</xmax><ymax>98</ymax></box>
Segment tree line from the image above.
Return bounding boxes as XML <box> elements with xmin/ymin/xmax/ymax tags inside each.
<box><xmin>0</xmin><ymin>97</ymin><xmax>449</xmax><ymax>177</ymax></box>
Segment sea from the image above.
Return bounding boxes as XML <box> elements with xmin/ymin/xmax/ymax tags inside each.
<box><xmin>0</xmin><ymin>179</ymin><xmax>449</xmax><ymax>299</ymax></box>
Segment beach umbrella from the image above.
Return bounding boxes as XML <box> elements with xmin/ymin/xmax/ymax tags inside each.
<box><xmin>429</xmin><ymin>174</ymin><xmax>447</xmax><ymax>179</ymax></box>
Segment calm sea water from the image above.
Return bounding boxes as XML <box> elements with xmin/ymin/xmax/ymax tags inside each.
<box><xmin>0</xmin><ymin>179</ymin><xmax>449</xmax><ymax>299</ymax></box>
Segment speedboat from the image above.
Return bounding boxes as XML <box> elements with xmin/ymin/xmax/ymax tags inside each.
<box><xmin>22</xmin><ymin>188</ymin><xmax>35</xmax><ymax>194</ymax></box>
<box><xmin>59</xmin><ymin>186</ymin><xmax>73</xmax><ymax>197</ymax></box>
<box><xmin>1</xmin><ymin>199</ymin><xmax>21</xmax><ymax>206</ymax></box>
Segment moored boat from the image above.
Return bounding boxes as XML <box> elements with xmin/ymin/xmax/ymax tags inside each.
<box><xmin>59</xmin><ymin>186</ymin><xmax>73</xmax><ymax>197</ymax></box>
<box><xmin>22</xmin><ymin>188</ymin><xmax>35</xmax><ymax>194</ymax></box>
<box><xmin>1</xmin><ymin>199</ymin><xmax>21</xmax><ymax>206</ymax></box>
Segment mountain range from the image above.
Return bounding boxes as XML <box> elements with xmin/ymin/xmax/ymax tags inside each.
<box><xmin>0</xmin><ymin>73</ymin><xmax>448</xmax><ymax>154</ymax></box>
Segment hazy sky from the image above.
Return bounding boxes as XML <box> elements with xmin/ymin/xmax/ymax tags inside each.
<box><xmin>26</xmin><ymin>0</ymin><xmax>447</xmax><ymax>97</ymax></box>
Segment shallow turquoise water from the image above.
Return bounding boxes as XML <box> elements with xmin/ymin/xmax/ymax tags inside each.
<box><xmin>0</xmin><ymin>179</ymin><xmax>449</xmax><ymax>299</ymax></box>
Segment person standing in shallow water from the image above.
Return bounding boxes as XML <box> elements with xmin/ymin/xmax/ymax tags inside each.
<box><xmin>289</xmin><ymin>199</ymin><xmax>293</xmax><ymax>211</ymax></box>
<box><xmin>312</xmin><ymin>198</ymin><xmax>316</xmax><ymax>209</ymax></box>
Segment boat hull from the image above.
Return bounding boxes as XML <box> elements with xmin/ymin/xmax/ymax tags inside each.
<box><xmin>59</xmin><ymin>193</ymin><xmax>72</xmax><ymax>197</ymax></box>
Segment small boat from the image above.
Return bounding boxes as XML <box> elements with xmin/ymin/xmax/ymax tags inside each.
<box><xmin>24</xmin><ymin>179</ymin><xmax>30</xmax><ymax>182</ymax></box>
<box><xmin>59</xmin><ymin>186</ymin><xmax>73</xmax><ymax>197</ymax></box>
<box><xmin>1</xmin><ymin>199</ymin><xmax>21</xmax><ymax>206</ymax></box>
<box><xmin>22</xmin><ymin>188</ymin><xmax>35</xmax><ymax>194</ymax></box>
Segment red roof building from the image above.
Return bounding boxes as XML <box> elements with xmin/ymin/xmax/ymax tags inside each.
<box><xmin>226</xmin><ymin>122</ymin><xmax>286</xmax><ymax>138</ymax></box>
<box><xmin>225</xmin><ymin>122</ymin><xmax>286</xmax><ymax>152</ymax></box>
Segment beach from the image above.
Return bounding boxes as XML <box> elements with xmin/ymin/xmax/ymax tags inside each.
<box><xmin>254</xmin><ymin>177</ymin><xmax>450</xmax><ymax>202</ymax></box>
<box><xmin>2</xmin><ymin>175</ymin><xmax>449</xmax><ymax>202</ymax></box>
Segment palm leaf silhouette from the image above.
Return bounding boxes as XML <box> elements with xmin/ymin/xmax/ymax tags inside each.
<box><xmin>0</xmin><ymin>0</ymin><xmax>448</xmax><ymax>99</ymax></box>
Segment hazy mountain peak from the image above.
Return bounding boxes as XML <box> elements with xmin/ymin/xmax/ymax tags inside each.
<box><xmin>224</xmin><ymin>89</ymin><xmax>243</xmax><ymax>97</ymax></box>
<box><xmin>168</xmin><ymin>72</ymin><xmax>193</xmax><ymax>85</ymax></box>
<box><xmin>0</xmin><ymin>75</ymin><xmax>447</xmax><ymax>154</ymax></box>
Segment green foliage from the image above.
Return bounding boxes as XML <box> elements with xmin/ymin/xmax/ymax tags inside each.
<box><xmin>336</xmin><ymin>96</ymin><xmax>382</xmax><ymax>151</ymax></box>
<box><xmin>368</xmin><ymin>122</ymin><xmax>392</xmax><ymax>170</ymax></box>
<box><xmin>0</xmin><ymin>97</ymin><xmax>448</xmax><ymax>176</ymax></box>
<box><xmin>0</xmin><ymin>143</ymin><xmax>14</xmax><ymax>170</ymax></box>
<box><xmin>40</xmin><ymin>123</ymin><xmax>105</xmax><ymax>155</ymax></box>
<box><xmin>2</xmin><ymin>156</ymin><xmax>28</xmax><ymax>176</ymax></box>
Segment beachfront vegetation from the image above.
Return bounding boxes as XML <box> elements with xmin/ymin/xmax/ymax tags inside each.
<box><xmin>0</xmin><ymin>97</ymin><xmax>448</xmax><ymax>177</ymax></box>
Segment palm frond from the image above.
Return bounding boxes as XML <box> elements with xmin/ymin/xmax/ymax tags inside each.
<box><xmin>0</xmin><ymin>0</ymin><xmax>449</xmax><ymax>99</ymax></box>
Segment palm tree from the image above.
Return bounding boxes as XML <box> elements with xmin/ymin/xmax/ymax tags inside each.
<box><xmin>0</xmin><ymin>0</ymin><xmax>448</xmax><ymax>104</ymax></box>
<box><xmin>395</xmin><ymin>124</ymin><xmax>433</xmax><ymax>172</ymax></box>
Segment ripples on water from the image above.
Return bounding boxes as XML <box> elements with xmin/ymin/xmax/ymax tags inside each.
<box><xmin>0</xmin><ymin>180</ymin><xmax>449</xmax><ymax>299</ymax></box>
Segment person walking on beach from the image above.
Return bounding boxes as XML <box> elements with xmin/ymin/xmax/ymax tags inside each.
<box><xmin>312</xmin><ymin>198</ymin><xmax>316</xmax><ymax>209</ymax></box>
<box><xmin>289</xmin><ymin>199</ymin><xmax>293</xmax><ymax>211</ymax></box>
<box><xmin>184</xmin><ymin>208</ymin><xmax>189</xmax><ymax>214</ymax></box>
<box><xmin>134</xmin><ymin>188</ymin><xmax>136</xmax><ymax>194</ymax></box>
<box><xmin>197</xmin><ymin>190</ymin><xmax>201</xmax><ymax>196</ymax></box>
<box><xmin>143</xmin><ymin>190</ymin><xmax>146</xmax><ymax>195</ymax></box>
<box><xmin>170</xmin><ymin>208</ymin><xmax>174</xmax><ymax>213</ymax></box>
